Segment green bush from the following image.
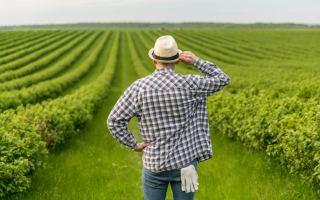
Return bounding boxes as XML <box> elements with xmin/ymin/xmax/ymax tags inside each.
<box><xmin>0</xmin><ymin>31</ymin><xmax>107</xmax><ymax>110</ymax></box>
<box><xmin>0</xmin><ymin>31</ymin><xmax>56</xmax><ymax>57</ymax></box>
<box><xmin>208</xmin><ymin>89</ymin><xmax>320</xmax><ymax>184</ymax></box>
<box><xmin>0</xmin><ymin>31</ymin><xmax>79</xmax><ymax>75</ymax></box>
<box><xmin>0</xmin><ymin>31</ymin><xmax>119</xmax><ymax>197</ymax></box>
<box><xmin>0</xmin><ymin>31</ymin><xmax>97</xmax><ymax>92</ymax></box>
<box><xmin>0</xmin><ymin>109</ymin><xmax>48</xmax><ymax>195</ymax></box>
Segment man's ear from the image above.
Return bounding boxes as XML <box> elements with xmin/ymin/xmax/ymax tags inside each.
<box><xmin>175</xmin><ymin>60</ymin><xmax>179</xmax><ymax>65</ymax></box>
<box><xmin>153</xmin><ymin>60</ymin><xmax>157</xmax><ymax>65</ymax></box>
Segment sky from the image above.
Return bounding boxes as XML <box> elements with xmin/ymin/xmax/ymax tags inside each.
<box><xmin>0</xmin><ymin>0</ymin><xmax>319</xmax><ymax>26</ymax></box>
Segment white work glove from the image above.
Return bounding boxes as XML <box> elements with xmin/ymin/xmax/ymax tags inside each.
<box><xmin>181</xmin><ymin>165</ymin><xmax>199</xmax><ymax>193</ymax></box>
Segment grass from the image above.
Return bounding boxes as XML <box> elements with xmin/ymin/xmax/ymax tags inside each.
<box><xmin>5</xmin><ymin>31</ymin><xmax>320</xmax><ymax>200</ymax></box>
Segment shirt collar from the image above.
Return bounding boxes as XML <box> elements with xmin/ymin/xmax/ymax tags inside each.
<box><xmin>153</xmin><ymin>68</ymin><xmax>175</xmax><ymax>75</ymax></box>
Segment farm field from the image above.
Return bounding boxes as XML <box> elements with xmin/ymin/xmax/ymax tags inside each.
<box><xmin>1</xmin><ymin>29</ymin><xmax>320</xmax><ymax>199</ymax></box>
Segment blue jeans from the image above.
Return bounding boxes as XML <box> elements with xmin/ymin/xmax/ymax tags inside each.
<box><xmin>142</xmin><ymin>159</ymin><xmax>198</xmax><ymax>200</ymax></box>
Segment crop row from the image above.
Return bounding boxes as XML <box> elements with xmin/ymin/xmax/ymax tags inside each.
<box><xmin>165</xmin><ymin>30</ymin><xmax>262</xmax><ymax>62</ymax></box>
<box><xmin>152</xmin><ymin>30</ymin><xmax>279</xmax><ymax>67</ymax></box>
<box><xmin>126</xmin><ymin>31</ymin><xmax>151</xmax><ymax>77</ymax></box>
<box><xmin>170</xmin><ymin>30</ymin><xmax>279</xmax><ymax>59</ymax></box>
<box><xmin>201</xmin><ymin>30</ymin><xmax>320</xmax><ymax>58</ymax></box>
<box><xmin>0</xmin><ymin>31</ymin><xmax>107</xmax><ymax>111</ymax></box>
<box><xmin>153</xmin><ymin>30</ymin><xmax>247</xmax><ymax>66</ymax></box>
<box><xmin>0</xmin><ymin>31</ymin><xmax>56</xmax><ymax>53</ymax></box>
<box><xmin>230</xmin><ymin>30</ymin><xmax>319</xmax><ymax>55</ymax></box>
<box><xmin>0</xmin><ymin>31</ymin><xmax>58</xmax><ymax>57</ymax></box>
<box><xmin>0</xmin><ymin>31</ymin><xmax>99</xmax><ymax>92</ymax></box>
<box><xmin>183</xmin><ymin>30</ymin><xmax>299</xmax><ymax>63</ymax></box>
<box><xmin>184</xmin><ymin>31</ymin><xmax>270</xmax><ymax>60</ymax></box>
<box><xmin>192</xmin><ymin>30</ymin><xmax>302</xmax><ymax>58</ymax></box>
<box><xmin>0</xmin><ymin>31</ymin><xmax>120</xmax><ymax>197</ymax></box>
<box><xmin>157</xmin><ymin>30</ymin><xmax>316</xmax><ymax>66</ymax></box>
<box><xmin>0</xmin><ymin>31</ymin><xmax>74</xmax><ymax>65</ymax></box>
<box><xmin>0</xmin><ymin>32</ymin><xmax>34</xmax><ymax>45</ymax></box>
<box><xmin>185</xmin><ymin>30</ymin><xmax>294</xmax><ymax>61</ymax></box>
<box><xmin>0</xmin><ymin>31</ymin><xmax>85</xmax><ymax>78</ymax></box>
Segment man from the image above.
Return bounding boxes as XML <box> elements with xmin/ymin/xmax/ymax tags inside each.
<box><xmin>107</xmin><ymin>35</ymin><xmax>230</xmax><ymax>200</ymax></box>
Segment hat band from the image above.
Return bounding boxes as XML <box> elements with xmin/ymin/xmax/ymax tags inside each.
<box><xmin>152</xmin><ymin>51</ymin><xmax>179</xmax><ymax>61</ymax></box>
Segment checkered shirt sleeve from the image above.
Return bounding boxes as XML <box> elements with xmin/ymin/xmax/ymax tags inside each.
<box><xmin>191</xmin><ymin>57</ymin><xmax>231</xmax><ymax>98</ymax></box>
<box><xmin>107</xmin><ymin>85</ymin><xmax>139</xmax><ymax>151</ymax></box>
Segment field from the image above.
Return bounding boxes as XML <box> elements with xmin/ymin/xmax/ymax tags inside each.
<box><xmin>1</xmin><ymin>29</ymin><xmax>320</xmax><ymax>199</ymax></box>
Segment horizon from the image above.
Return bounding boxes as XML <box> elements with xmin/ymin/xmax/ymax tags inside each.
<box><xmin>1</xmin><ymin>0</ymin><xmax>319</xmax><ymax>26</ymax></box>
<box><xmin>1</xmin><ymin>21</ymin><xmax>320</xmax><ymax>27</ymax></box>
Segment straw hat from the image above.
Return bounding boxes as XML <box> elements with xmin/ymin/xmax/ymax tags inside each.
<box><xmin>148</xmin><ymin>35</ymin><xmax>182</xmax><ymax>63</ymax></box>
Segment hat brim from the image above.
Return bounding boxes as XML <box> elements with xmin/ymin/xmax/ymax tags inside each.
<box><xmin>148</xmin><ymin>48</ymin><xmax>182</xmax><ymax>63</ymax></box>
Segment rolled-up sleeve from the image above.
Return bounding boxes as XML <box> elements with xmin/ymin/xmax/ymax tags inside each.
<box><xmin>191</xmin><ymin>57</ymin><xmax>231</xmax><ymax>99</ymax></box>
<box><xmin>107</xmin><ymin>84</ymin><xmax>139</xmax><ymax>150</ymax></box>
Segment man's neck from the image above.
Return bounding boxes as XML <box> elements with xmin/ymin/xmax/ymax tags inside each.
<box><xmin>156</xmin><ymin>66</ymin><xmax>175</xmax><ymax>70</ymax></box>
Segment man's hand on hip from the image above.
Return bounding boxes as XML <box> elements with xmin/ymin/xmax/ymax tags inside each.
<box><xmin>134</xmin><ymin>142</ymin><xmax>150</xmax><ymax>152</ymax></box>
<box><xmin>179</xmin><ymin>51</ymin><xmax>197</xmax><ymax>65</ymax></box>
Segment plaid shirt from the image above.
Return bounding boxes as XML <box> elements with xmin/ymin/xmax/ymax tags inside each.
<box><xmin>107</xmin><ymin>57</ymin><xmax>230</xmax><ymax>172</ymax></box>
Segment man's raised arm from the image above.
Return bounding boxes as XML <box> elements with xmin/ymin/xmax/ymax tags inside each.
<box><xmin>179</xmin><ymin>51</ymin><xmax>231</xmax><ymax>98</ymax></box>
